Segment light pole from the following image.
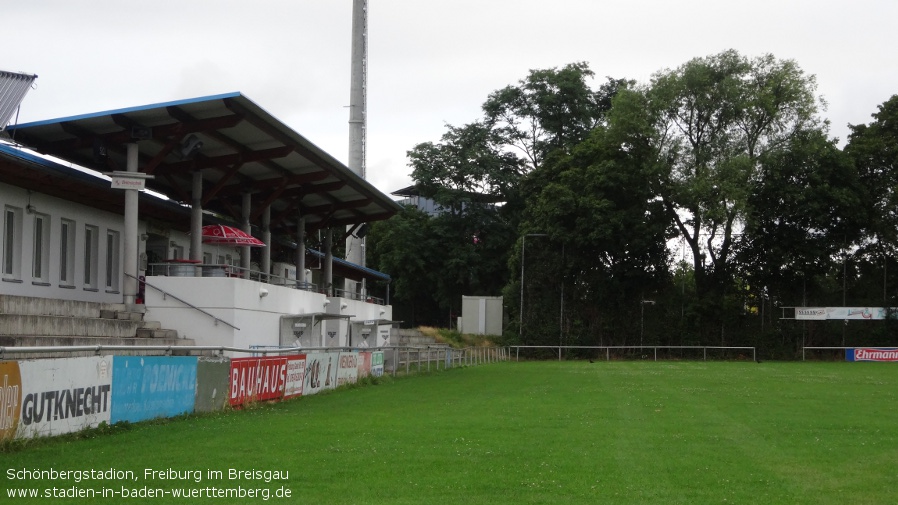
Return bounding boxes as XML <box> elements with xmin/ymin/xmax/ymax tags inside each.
<box><xmin>520</xmin><ymin>233</ymin><xmax>548</xmax><ymax>342</ymax></box>
<box><xmin>640</xmin><ymin>299</ymin><xmax>655</xmax><ymax>347</ymax></box>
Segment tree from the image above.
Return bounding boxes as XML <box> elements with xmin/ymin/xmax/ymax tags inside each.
<box><xmin>408</xmin><ymin>122</ymin><xmax>524</xmax><ymax>212</ymax></box>
<box><xmin>483</xmin><ymin>63</ymin><xmax>629</xmax><ymax>171</ymax></box>
<box><xmin>612</xmin><ymin>50</ymin><xmax>826</xmax><ymax>324</ymax></box>
<box><xmin>735</xmin><ymin>129</ymin><xmax>865</xmax><ymax>309</ymax></box>
<box><xmin>397</xmin><ymin>63</ymin><xmax>629</xmax><ymax>329</ymax></box>
<box><xmin>847</xmin><ymin>95</ymin><xmax>898</xmax><ymax>257</ymax></box>
<box><xmin>511</xmin><ymin>123</ymin><xmax>672</xmax><ymax>347</ymax></box>
<box><xmin>367</xmin><ymin>206</ymin><xmax>443</xmax><ymax>326</ymax></box>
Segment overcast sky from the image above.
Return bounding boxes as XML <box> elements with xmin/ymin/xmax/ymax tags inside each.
<box><xmin>5</xmin><ymin>0</ymin><xmax>897</xmax><ymax>197</ymax></box>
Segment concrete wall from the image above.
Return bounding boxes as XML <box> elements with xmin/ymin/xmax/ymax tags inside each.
<box><xmin>144</xmin><ymin>275</ymin><xmax>328</xmax><ymax>349</ymax></box>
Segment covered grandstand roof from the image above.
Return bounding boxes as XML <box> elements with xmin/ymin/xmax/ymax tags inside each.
<box><xmin>6</xmin><ymin>92</ymin><xmax>401</xmax><ymax>235</ymax></box>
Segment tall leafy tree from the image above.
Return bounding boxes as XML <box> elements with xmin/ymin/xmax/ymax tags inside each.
<box><xmin>367</xmin><ymin>207</ymin><xmax>443</xmax><ymax>326</ymax></box>
<box><xmin>613</xmin><ymin>50</ymin><xmax>825</xmax><ymax>308</ymax></box>
<box><xmin>847</xmin><ymin>95</ymin><xmax>898</xmax><ymax>256</ymax></box>
<box><xmin>511</xmin><ymin>122</ymin><xmax>672</xmax><ymax>347</ymax></box>
<box><xmin>483</xmin><ymin>63</ymin><xmax>628</xmax><ymax>171</ymax></box>
<box><xmin>408</xmin><ymin>122</ymin><xmax>524</xmax><ymax>212</ymax></box>
<box><xmin>396</xmin><ymin>63</ymin><xmax>627</xmax><ymax>328</ymax></box>
<box><xmin>735</xmin><ymin>129</ymin><xmax>865</xmax><ymax>308</ymax></box>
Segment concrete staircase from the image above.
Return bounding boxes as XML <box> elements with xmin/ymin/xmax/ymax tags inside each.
<box><xmin>0</xmin><ymin>294</ymin><xmax>194</xmax><ymax>359</ymax></box>
<box><xmin>397</xmin><ymin>328</ymin><xmax>440</xmax><ymax>346</ymax></box>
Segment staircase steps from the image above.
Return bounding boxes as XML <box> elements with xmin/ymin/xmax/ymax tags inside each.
<box><xmin>0</xmin><ymin>294</ymin><xmax>193</xmax><ymax>359</ymax></box>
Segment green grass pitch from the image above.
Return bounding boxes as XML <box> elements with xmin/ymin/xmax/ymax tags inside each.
<box><xmin>3</xmin><ymin>361</ymin><xmax>897</xmax><ymax>504</ymax></box>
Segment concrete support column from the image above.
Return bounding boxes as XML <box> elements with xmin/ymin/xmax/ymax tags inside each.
<box><xmin>241</xmin><ymin>192</ymin><xmax>252</xmax><ymax>272</ymax></box>
<box><xmin>261</xmin><ymin>206</ymin><xmax>271</xmax><ymax>279</ymax></box>
<box><xmin>295</xmin><ymin>215</ymin><xmax>306</xmax><ymax>288</ymax></box>
<box><xmin>324</xmin><ymin>228</ymin><xmax>333</xmax><ymax>297</ymax></box>
<box><xmin>122</xmin><ymin>143</ymin><xmax>140</xmax><ymax>306</ymax></box>
<box><xmin>190</xmin><ymin>171</ymin><xmax>203</xmax><ymax>263</ymax></box>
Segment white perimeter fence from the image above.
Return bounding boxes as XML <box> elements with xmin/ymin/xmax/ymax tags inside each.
<box><xmin>511</xmin><ymin>345</ymin><xmax>757</xmax><ymax>362</ymax></box>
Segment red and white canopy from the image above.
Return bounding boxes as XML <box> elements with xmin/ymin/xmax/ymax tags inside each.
<box><xmin>200</xmin><ymin>224</ymin><xmax>265</xmax><ymax>246</ymax></box>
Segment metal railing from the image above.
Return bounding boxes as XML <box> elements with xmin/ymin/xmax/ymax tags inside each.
<box><xmin>0</xmin><ymin>343</ymin><xmax>511</xmax><ymax>375</ymax></box>
<box><xmin>128</xmin><ymin>273</ymin><xmax>239</xmax><ymax>331</ymax></box>
<box><xmin>511</xmin><ymin>345</ymin><xmax>757</xmax><ymax>362</ymax></box>
<box><xmin>384</xmin><ymin>345</ymin><xmax>509</xmax><ymax>376</ymax></box>
<box><xmin>146</xmin><ymin>263</ymin><xmax>389</xmax><ymax>305</ymax></box>
<box><xmin>147</xmin><ymin>262</ymin><xmax>319</xmax><ymax>293</ymax></box>
<box><xmin>332</xmin><ymin>288</ymin><xmax>385</xmax><ymax>305</ymax></box>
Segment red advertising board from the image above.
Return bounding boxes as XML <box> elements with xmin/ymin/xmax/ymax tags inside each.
<box><xmin>229</xmin><ymin>356</ymin><xmax>289</xmax><ymax>406</ymax></box>
<box><xmin>358</xmin><ymin>352</ymin><xmax>372</xmax><ymax>378</ymax></box>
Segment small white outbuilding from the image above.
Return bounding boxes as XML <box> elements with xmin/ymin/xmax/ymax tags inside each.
<box><xmin>460</xmin><ymin>296</ymin><xmax>503</xmax><ymax>336</ymax></box>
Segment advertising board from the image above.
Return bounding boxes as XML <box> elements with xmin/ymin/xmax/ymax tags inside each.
<box><xmin>17</xmin><ymin>356</ymin><xmax>113</xmax><ymax>439</ymax></box>
<box><xmin>336</xmin><ymin>352</ymin><xmax>359</xmax><ymax>387</ymax></box>
<box><xmin>303</xmin><ymin>352</ymin><xmax>338</xmax><ymax>396</ymax></box>
<box><xmin>110</xmin><ymin>356</ymin><xmax>198</xmax><ymax>423</ymax></box>
<box><xmin>371</xmin><ymin>351</ymin><xmax>384</xmax><ymax>377</ymax></box>
<box><xmin>0</xmin><ymin>361</ymin><xmax>22</xmax><ymax>441</ymax></box>
<box><xmin>795</xmin><ymin>307</ymin><xmax>827</xmax><ymax>320</ymax></box>
<box><xmin>229</xmin><ymin>356</ymin><xmax>288</xmax><ymax>406</ymax></box>
<box><xmin>846</xmin><ymin>348</ymin><xmax>898</xmax><ymax>362</ymax></box>
<box><xmin>357</xmin><ymin>352</ymin><xmax>372</xmax><ymax>378</ymax></box>
<box><xmin>283</xmin><ymin>355</ymin><xmax>306</xmax><ymax>399</ymax></box>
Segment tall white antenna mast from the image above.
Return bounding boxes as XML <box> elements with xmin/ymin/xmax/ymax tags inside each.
<box><xmin>345</xmin><ymin>0</ymin><xmax>368</xmax><ymax>296</ymax></box>
<box><xmin>348</xmin><ymin>0</ymin><xmax>367</xmax><ymax>180</ymax></box>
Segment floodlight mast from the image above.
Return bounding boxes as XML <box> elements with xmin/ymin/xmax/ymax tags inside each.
<box><xmin>345</xmin><ymin>0</ymin><xmax>369</xmax><ymax>298</ymax></box>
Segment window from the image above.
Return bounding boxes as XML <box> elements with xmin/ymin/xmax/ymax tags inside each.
<box><xmin>3</xmin><ymin>207</ymin><xmax>22</xmax><ymax>279</ymax></box>
<box><xmin>105</xmin><ymin>230</ymin><xmax>120</xmax><ymax>292</ymax></box>
<box><xmin>32</xmin><ymin>213</ymin><xmax>50</xmax><ymax>283</ymax></box>
<box><xmin>84</xmin><ymin>225</ymin><xmax>99</xmax><ymax>289</ymax></box>
<box><xmin>171</xmin><ymin>244</ymin><xmax>184</xmax><ymax>260</ymax></box>
<box><xmin>59</xmin><ymin>219</ymin><xmax>75</xmax><ymax>285</ymax></box>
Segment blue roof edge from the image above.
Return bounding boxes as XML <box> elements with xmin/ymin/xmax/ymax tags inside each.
<box><xmin>307</xmin><ymin>248</ymin><xmax>391</xmax><ymax>282</ymax></box>
<box><xmin>6</xmin><ymin>92</ymin><xmax>244</xmax><ymax>130</ymax></box>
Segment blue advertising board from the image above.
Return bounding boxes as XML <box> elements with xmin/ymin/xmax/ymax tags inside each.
<box><xmin>111</xmin><ymin>356</ymin><xmax>198</xmax><ymax>423</ymax></box>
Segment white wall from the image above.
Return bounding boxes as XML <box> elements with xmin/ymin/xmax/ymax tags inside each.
<box><xmin>0</xmin><ymin>181</ymin><xmax>135</xmax><ymax>304</ymax></box>
<box><xmin>145</xmin><ymin>276</ymin><xmax>329</xmax><ymax>351</ymax></box>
